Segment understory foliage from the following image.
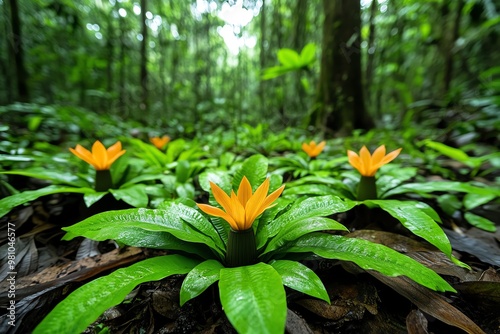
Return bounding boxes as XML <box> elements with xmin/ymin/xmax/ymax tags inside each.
<box><xmin>1</xmin><ymin>102</ymin><xmax>498</xmax><ymax>333</ymax></box>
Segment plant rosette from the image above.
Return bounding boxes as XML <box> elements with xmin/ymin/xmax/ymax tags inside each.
<box><xmin>0</xmin><ymin>141</ymin><xmax>170</xmax><ymax>218</ymax></box>
<box><xmin>34</xmin><ymin>157</ymin><xmax>455</xmax><ymax>334</ymax></box>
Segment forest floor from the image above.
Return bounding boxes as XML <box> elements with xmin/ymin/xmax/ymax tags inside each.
<box><xmin>1</xmin><ymin>168</ymin><xmax>499</xmax><ymax>334</ymax></box>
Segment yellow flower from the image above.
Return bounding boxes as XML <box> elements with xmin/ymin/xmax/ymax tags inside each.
<box><xmin>197</xmin><ymin>176</ymin><xmax>285</xmax><ymax>231</ymax></box>
<box><xmin>150</xmin><ymin>135</ymin><xmax>170</xmax><ymax>149</ymax></box>
<box><xmin>302</xmin><ymin>140</ymin><xmax>326</xmax><ymax>158</ymax></box>
<box><xmin>347</xmin><ymin>145</ymin><xmax>402</xmax><ymax>177</ymax></box>
<box><xmin>70</xmin><ymin>140</ymin><xmax>126</xmax><ymax>171</ymax></box>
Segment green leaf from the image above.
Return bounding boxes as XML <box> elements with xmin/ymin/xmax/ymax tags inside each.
<box><xmin>463</xmin><ymin>193</ymin><xmax>496</xmax><ymax>210</ymax></box>
<box><xmin>299</xmin><ymin>43</ymin><xmax>316</xmax><ymax>65</ymax></box>
<box><xmin>270</xmin><ymin>260</ymin><xmax>329</xmax><ymax>303</ymax></box>
<box><xmin>176</xmin><ymin>160</ymin><xmax>191</xmax><ymax>184</ymax></box>
<box><xmin>219</xmin><ymin>263</ymin><xmax>287</xmax><ymax>334</ymax></box>
<box><xmin>262</xmin><ymin>217</ymin><xmax>348</xmax><ymax>255</ymax></box>
<box><xmin>277</xmin><ymin>48</ymin><xmax>301</xmax><ymax>67</ymax></box>
<box><xmin>383</xmin><ymin>181</ymin><xmax>500</xmax><ymax>198</ymax></box>
<box><xmin>1</xmin><ymin>168</ymin><xmax>90</xmax><ymax>187</ymax></box>
<box><xmin>464</xmin><ymin>212</ymin><xmax>496</xmax><ymax>232</ymax></box>
<box><xmin>423</xmin><ymin>140</ymin><xmax>479</xmax><ymax>168</ymax></box>
<box><xmin>83</xmin><ymin>192</ymin><xmax>108</xmax><ymax>207</ymax></box>
<box><xmin>0</xmin><ymin>185</ymin><xmax>94</xmax><ymax>217</ymax></box>
<box><xmin>33</xmin><ymin>255</ymin><xmax>200</xmax><ymax>334</ymax></box>
<box><xmin>164</xmin><ymin>202</ymin><xmax>226</xmax><ymax>251</ymax></box>
<box><xmin>110</xmin><ymin>184</ymin><xmax>149</xmax><ymax>208</ymax></box>
<box><xmin>265</xmin><ymin>196</ymin><xmax>356</xmax><ymax>241</ymax></box>
<box><xmin>287</xmin><ymin>234</ymin><xmax>456</xmax><ymax>292</ymax></box>
<box><xmin>180</xmin><ymin>259</ymin><xmax>224</xmax><ymax>305</ymax></box>
<box><xmin>198</xmin><ymin>170</ymin><xmax>232</xmax><ymax>194</ymax></box>
<box><xmin>63</xmin><ymin>207</ymin><xmax>225</xmax><ymax>257</ymax></box>
<box><xmin>176</xmin><ymin>183</ymin><xmax>195</xmax><ymax>199</ymax></box>
<box><xmin>367</xmin><ymin>200</ymin><xmax>452</xmax><ymax>258</ymax></box>
<box><xmin>283</xmin><ymin>184</ymin><xmax>348</xmax><ymax>197</ymax></box>
<box><xmin>232</xmin><ymin>154</ymin><xmax>268</xmax><ymax>192</ymax></box>
<box><xmin>437</xmin><ymin>194</ymin><xmax>462</xmax><ymax>216</ymax></box>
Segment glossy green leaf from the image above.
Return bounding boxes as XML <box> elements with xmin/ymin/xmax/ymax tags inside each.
<box><xmin>0</xmin><ymin>185</ymin><xmax>94</xmax><ymax>217</ymax></box>
<box><xmin>367</xmin><ymin>200</ymin><xmax>452</xmax><ymax>258</ymax></box>
<box><xmin>198</xmin><ymin>170</ymin><xmax>232</xmax><ymax>194</ymax></box>
<box><xmin>164</xmin><ymin>202</ymin><xmax>226</xmax><ymax>251</ymax></box>
<box><xmin>1</xmin><ymin>168</ymin><xmax>90</xmax><ymax>187</ymax></box>
<box><xmin>265</xmin><ymin>196</ymin><xmax>356</xmax><ymax>240</ymax></box>
<box><xmin>377</xmin><ymin>166</ymin><xmax>418</xmax><ymax>196</ymax></box>
<box><xmin>219</xmin><ymin>263</ymin><xmax>287</xmax><ymax>334</ymax></box>
<box><xmin>33</xmin><ymin>255</ymin><xmax>199</xmax><ymax>334</ymax></box>
<box><xmin>262</xmin><ymin>217</ymin><xmax>348</xmax><ymax>255</ymax></box>
<box><xmin>110</xmin><ymin>184</ymin><xmax>149</xmax><ymax>208</ymax></box>
<box><xmin>287</xmin><ymin>233</ymin><xmax>456</xmax><ymax>292</ymax></box>
<box><xmin>270</xmin><ymin>260</ymin><xmax>329</xmax><ymax>303</ymax></box>
<box><xmin>180</xmin><ymin>259</ymin><xmax>224</xmax><ymax>305</ymax></box>
<box><xmin>464</xmin><ymin>212</ymin><xmax>496</xmax><ymax>232</ymax></box>
<box><xmin>463</xmin><ymin>193</ymin><xmax>496</xmax><ymax>210</ymax></box>
<box><xmin>176</xmin><ymin>160</ymin><xmax>191</xmax><ymax>184</ymax></box>
<box><xmin>383</xmin><ymin>181</ymin><xmax>500</xmax><ymax>198</ymax></box>
<box><xmin>176</xmin><ymin>182</ymin><xmax>195</xmax><ymax>199</ymax></box>
<box><xmin>437</xmin><ymin>194</ymin><xmax>462</xmax><ymax>216</ymax></box>
<box><xmin>283</xmin><ymin>184</ymin><xmax>347</xmax><ymax>197</ymax></box>
<box><xmin>423</xmin><ymin>140</ymin><xmax>476</xmax><ymax>166</ymax></box>
<box><xmin>232</xmin><ymin>154</ymin><xmax>268</xmax><ymax>192</ymax></box>
<box><xmin>83</xmin><ymin>191</ymin><xmax>108</xmax><ymax>207</ymax></box>
<box><xmin>62</xmin><ymin>207</ymin><xmax>225</xmax><ymax>257</ymax></box>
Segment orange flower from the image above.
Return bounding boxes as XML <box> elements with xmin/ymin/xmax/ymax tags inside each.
<box><xmin>302</xmin><ymin>140</ymin><xmax>326</xmax><ymax>158</ymax></box>
<box><xmin>150</xmin><ymin>135</ymin><xmax>170</xmax><ymax>149</ymax></box>
<box><xmin>347</xmin><ymin>145</ymin><xmax>402</xmax><ymax>177</ymax></box>
<box><xmin>197</xmin><ymin>177</ymin><xmax>285</xmax><ymax>231</ymax></box>
<box><xmin>70</xmin><ymin>141</ymin><xmax>126</xmax><ymax>171</ymax></box>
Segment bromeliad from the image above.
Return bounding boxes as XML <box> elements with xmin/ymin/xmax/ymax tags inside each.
<box><xmin>347</xmin><ymin>145</ymin><xmax>401</xmax><ymax>200</ymax></box>
<box><xmin>197</xmin><ymin>176</ymin><xmax>285</xmax><ymax>267</ymax></box>
<box><xmin>302</xmin><ymin>140</ymin><xmax>326</xmax><ymax>158</ymax></box>
<box><xmin>70</xmin><ymin>140</ymin><xmax>126</xmax><ymax>191</ymax></box>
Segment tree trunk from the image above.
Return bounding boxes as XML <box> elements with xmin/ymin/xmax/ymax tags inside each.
<box><xmin>118</xmin><ymin>16</ymin><xmax>127</xmax><ymax>116</ymax></box>
<box><xmin>8</xmin><ymin>0</ymin><xmax>29</xmax><ymax>102</ymax></box>
<box><xmin>139</xmin><ymin>0</ymin><xmax>148</xmax><ymax>111</ymax></box>
<box><xmin>292</xmin><ymin>0</ymin><xmax>308</xmax><ymax>113</ymax></box>
<box><xmin>258</xmin><ymin>0</ymin><xmax>267</xmax><ymax>116</ymax></box>
<box><xmin>314</xmin><ymin>0</ymin><xmax>374</xmax><ymax>135</ymax></box>
<box><xmin>442</xmin><ymin>0</ymin><xmax>465</xmax><ymax>96</ymax></box>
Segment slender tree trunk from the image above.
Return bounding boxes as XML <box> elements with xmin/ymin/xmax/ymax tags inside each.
<box><xmin>139</xmin><ymin>0</ymin><xmax>148</xmax><ymax>111</ymax></box>
<box><xmin>2</xmin><ymin>1</ymin><xmax>12</xmax><ymax>103</ymax></box>
<box><xmin>314</xmin><ymin>0</ymin><xmax>374</xmax><ymax>134</ymax></box>
<box><xmin>292</xmin><ymin>0</ymin><xmax>308</xmax><ymax>113</ymax></box>
<box><xmin>8</xmin><ymin>0</ymin><xmax>29</xmax><ymax>102</ymax></box>
<box><xmin>118</xmin><ymin>16</ymin><xmax>127</xmax><ymax>116</ymax></box>
<box><xmin>442</xmin><ymin>0</ymin><xmax>464</xmax><ymax>95</ymax></box>
<box><xmin>365</xmin><ymin>0</ymin><xmax>377</xmax><ymax>97</ymax></box>
<box><xmin>259</xmin><ymin>0</ymin><xmax>267</xmax><ymax>117</ymax></box>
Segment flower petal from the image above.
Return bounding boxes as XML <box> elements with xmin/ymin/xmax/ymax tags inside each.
<box><xmin>91</xmin><ymin>141</ymin><xmax>108</xmax><ymax>170</ymax></box>
<box><xmin>347</xmin><ymin>150</ymin><xmax>363</xmax><ymax>174</ymax></box>
<box><xmin>107</xmin><ymin>141</ymin><xmax>123</xmax><ymax>158</ymax></box>
<box><xmin>245</xmin><ymin>178</ymin><xmax>270</xmax><ymax>225</ymax></box>
<box><xmin>237</xmin><ymin>176</ymin><xmax>253</xmax><ymax>207</ymax></box>
<box><xmin>210</xmin><ymin>182</ymin><xmax>233</xmax><ymax>214</ymax></box>
<box><xmin>371</xmin><ymin>145</ymin><xmax>386</xmax><ymax>165</ymax></box>
<box><xmin>197</xmin><ymin>204</ymin><xmax>238</xmax><ymax>230</ymax></box>
<box><xmin>70</xmin><ymin>145</ymin><xmax>96</xmax><ymax>168</ymax></box>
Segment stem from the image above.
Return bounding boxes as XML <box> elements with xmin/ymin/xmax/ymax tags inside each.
<box><xmin>357</xmin><ymin>176</ymin><xmax>377</xmax><ymax>200</ymax></box>
<box><xmin>225</xmin><ymin>228</ymin><xmax>257</xmax><ymax>268</ymax></box>
<box><xmin>95</xmin><ymin>170</ymin><xmax>113</xmax><ymax>192</ymax></box>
